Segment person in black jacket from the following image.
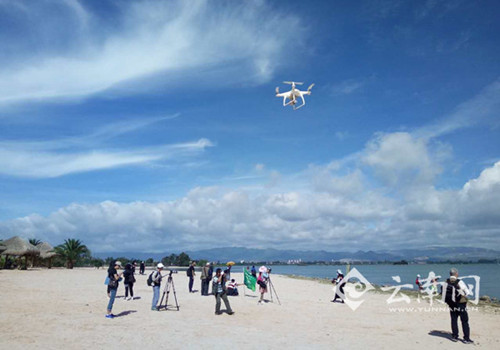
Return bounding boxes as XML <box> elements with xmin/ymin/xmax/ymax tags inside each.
<box><xmin>187</xmin><ymin>261</ymin><xmax>196</xmax><ymax>293</ymax></box>
<box><xmin>123</xmin><ymin>263</ymin><xmax>135</xmax><ymax>301</ymax></box>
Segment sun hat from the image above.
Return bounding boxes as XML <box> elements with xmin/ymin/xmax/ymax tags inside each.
<box><xmin>206</xmin><ymin>262</ymin><xmax>210</xmax><ymax>266</ymax></box>
<box><xmin>157</xmin><ymin>263</ymin><xmax>165</xmax><ymax>269</ymax></box>
<box><xmin>115</xmin><ymin>261</ymin><xmax>122</xmax><ymax>267</ymax></box>
<box><xmin>259</xmin><ymin>266</ymin><xmax>267</xmax><ymax>273</ymax></box>
<box><xmin>417</xmin><ymin>274</ymin><xmax>421</xmax><ymax>277</ymax></box>
<box><xmin>337</xmin><ymin>269</ymin><xmax>342</xmax><ymax>274</ymax></box>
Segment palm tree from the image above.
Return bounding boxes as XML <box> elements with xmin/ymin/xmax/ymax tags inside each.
<box><xmin>28</xmin><ymin>238</ymin><xmax>42</xmax><ymax>268</ymax></box>
<box><xmin>54</xmin><ymin>239</ymin><xmax>89</xmax><ymax>269</ymax></box>
<box><xmin>28</xmin><ymin>238</ymin><xmax>42</xmax><ymax>246</ymax></box>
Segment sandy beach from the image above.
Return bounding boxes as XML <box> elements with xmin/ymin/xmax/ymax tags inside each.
<box><xmin>0</xmin><ymin>268</ymin><xmax>499</xmax><ymax>349</ymax></box>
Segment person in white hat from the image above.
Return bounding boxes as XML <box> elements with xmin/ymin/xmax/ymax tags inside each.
<box><xmin>332</xmin><ymin>269</ymin><xmax>345</xmax><ymax>303</ymax></box>
<box><xmin>151</xmin><ymin>263</ymin><xmax>164</xmax><ymax>311</ymax></box>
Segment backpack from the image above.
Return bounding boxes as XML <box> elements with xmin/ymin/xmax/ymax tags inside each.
<box><xmin>147</xmin><ymin>272</ymin><xmax>154</xmax><ymax>286</ymax></box>
<box><xmin>444</xmin><ymin>279</ymin><xmax>461</xmax><ymax>307</ymax></box>
<box><xmin>186</xmin><ymin>267</ymin><xmax>192</xmax><ymax>277</ymax></box>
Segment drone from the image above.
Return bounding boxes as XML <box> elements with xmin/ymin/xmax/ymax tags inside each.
<box><xmin>275</xmin><ymin>81</ymin><xmax>315</xmax><ymax>110</ymax></box>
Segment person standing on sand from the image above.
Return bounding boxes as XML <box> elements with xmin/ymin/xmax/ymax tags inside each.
<box><xmin>123</xmin><ymin>263</ymin><xmax>135</xmax><ymax>301</ymax></box>
<box><xmin>207</xmin><ymin>262</ymin><xmax>214</xmax><ymax>294</ymax></box>
<box><xmin>106</xmin><ymin>260</ymin><xmax>123</xmax><ymax>319</ymax></box>
<box><xmin>201</xmin><ymin>262</ymin><xmax>210</xmax><ymax>296</ymax></box>
<box><xmin>416</xmin><ymin>274</ymin><xmax>423</xmax><ymax>291</ymax></box>
<box><xmin>151</xmin><ymin>263</ymin><xmax>164</xmax><ymax>311</ymax></box>
<box><xmin>331</xmin><ymin>269</ymin><xmax>345</xmax><ymax>303</ymax></box>
<box><xmin>257</xmin><ymin>268</ymin><xmax>268</xmax><ymax>304</ymax></box>
<box><xmin>251</xmin><ymin>265</ymin><xmax>257</xmax><ymax>278</ymax></box>
<box><xmin>445</xmin><ymin>268</ymin><xmax>473</xmax><ymax>344</ymax></box>
<box><xmin>187</xmin><ymin>261</ymin><xmax>196</xmax><ymax>293</ymax></box>
<box><xmin>140</xmin><ymin>261</ymin><xmax>145</xmax><ymax>275</ymax></box>
<box><xmin>212</xmin><ymin>268</ymin><xmax>234</xmax><ymax>315</ymax></box>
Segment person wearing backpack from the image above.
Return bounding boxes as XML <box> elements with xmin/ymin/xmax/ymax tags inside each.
<box><xmin>151</xmin><ymin>263</ymin><xmax>164</xmax><ymax>311</ymax></box>
<box><xmin>444</xmin><ymin>268</ymin><xmax>473</xmax><ymax>344</ymax></box>
<box><xmin>212</xmin><ymin>268</ymin><xmax>234</xmax><ymax>315</ymax></box>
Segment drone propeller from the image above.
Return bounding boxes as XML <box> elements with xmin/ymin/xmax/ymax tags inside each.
<box><xmin>308</xmin><ymin>83</ymin><xmax>315</xmax><ymax>91</ymax></box>
<box><xmin>283</xmin><ymin>81</ymin><xmax>303</xmax><ymax>85</ymax></box>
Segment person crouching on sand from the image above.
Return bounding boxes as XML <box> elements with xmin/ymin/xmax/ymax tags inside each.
<box><xmin>212</xmin><ymin>268</ymin><xmax>234</xmax><ymax>315</ymax></box>
<box><xmin>106</xmin><ymin>260</ymin><xmax>123</xmax><ymax>319</ymax></box>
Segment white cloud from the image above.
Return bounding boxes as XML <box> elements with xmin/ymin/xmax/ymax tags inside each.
<box><xmin>1</xmin><ymin>159</ymin><xmax>499</xmax><ymax>252</ymax></box>
<box><xmin>362</xmin><ymin>132</ymin><xmax>444</xmax><ymax>187</ymax></box>
<box><xmin>331</xmin><ymin>79</ymin><xmax>367</xmax><ymax>96</ymax></box>
<box><xmin>0</xmin><ymin>113</ymin><xmax>212</xmax><ymax>178</ymax></box>
<box><xmin>415</xmin><ymin>78</ymin><xmax>500</xmax><ymax>139</ymax></box>
<box><xmin>0</xmin><ymin>0</ymin><xmax>303</xmax><ymax>106</ymax></box>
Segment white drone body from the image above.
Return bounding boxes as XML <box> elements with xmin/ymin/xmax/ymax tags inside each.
<box><xmin>275</xmin><ymin>81</ymin><xmax>315</xmax><ymax>110</ymax></box>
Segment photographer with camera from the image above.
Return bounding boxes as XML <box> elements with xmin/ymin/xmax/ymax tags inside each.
<box><xmin>257</xmin><ymin>266</ymin><xmax>269</xmax><ymax>304</ymax></box>
<box><xmin>151</xmin><ymin>263</ymin><xmax>164</xmax><ymax>311</ymax></box>
<box><xmin>212</xmin><ymin>268</ymin><xmax>234</xmax><ymax>315</ymax></box>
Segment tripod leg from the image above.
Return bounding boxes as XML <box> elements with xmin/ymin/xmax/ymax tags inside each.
<box><xmin>269</xmin><ymin>279</ymin><xmax>281</xmax><ymax>305</ymax></box>
<box><xmin>164</xmin><ymin>281</ymin><xmax>171</xmax><ymax>309</ymax></box>
<box><xmin>170</xmin><ymin>279</ymin><xmax>180</xmax><ymax>310</ymax></box>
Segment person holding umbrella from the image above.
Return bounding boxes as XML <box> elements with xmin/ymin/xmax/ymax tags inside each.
<box><xmin>225</xmin><ymin>261</ymin><xmax>235</xmax><ymax>281</ymax></box>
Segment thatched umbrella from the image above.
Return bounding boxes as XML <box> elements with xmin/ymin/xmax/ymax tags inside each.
<box><xmin>36</xmin><ymin>242</ymin><xmax>57</xmax><ymax>269</ymax></box>
<box><xmin>1</xmin><ymin>236</ymin><xmax>40</xmax><ymax>270</ymax></box>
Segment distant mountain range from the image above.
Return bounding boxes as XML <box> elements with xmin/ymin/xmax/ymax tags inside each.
<box><xmin>94</xmin><ymin>246</ymin><xmax>500</xmax><ymax>262</ymax></box>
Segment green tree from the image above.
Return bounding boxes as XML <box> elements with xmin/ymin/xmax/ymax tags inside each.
<box><xmin>54</xmin><ymin>239</ymin><xmax>89</xmax><ymax>269</ymax></box>
<box><xmin>28</xmin><ymin>238</ymin><xmax>42</xmax><ymax>246</ymax></box>
<box><xmin>28</xmin><ymin>238</ymin><xmax>43</xmax><ymax>268</ymax></box>
<box><xmin>178</xmin><ymin>252</ymin><xmax>191</xmax><ymax>266</ymax></box>
<box><xmin>162</xmin><ymin>253</ymin><xmax>178</xmax><ymax>266</ymax></box>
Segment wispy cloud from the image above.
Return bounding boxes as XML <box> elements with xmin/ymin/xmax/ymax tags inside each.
<box><xmin>0</xmin><ymin>115</ymin><xmax>212</xmax><ymax>178</ymax></box>
<box><xmin>0</xmin><ymin>0</ymin><xmax>302</xmax><ymax>106</ymax></box>
<box><xmin>415</xmin><ymin>78</ymin><xmax>500</xmax><ymax>139</ymax></box>
<box><xmin>330</xmin><ymin>78</ymin><xmax>369</xmax><ymax>96</ymax></box>
<box><xmin>0</xmin><ymin>138</ymin><xmax>212</xmax><ymax>178</ymax></box>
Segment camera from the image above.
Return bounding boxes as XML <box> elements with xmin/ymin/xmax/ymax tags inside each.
<box><xmin>168</xmin><ymin>269</ymin><xmax>178</xmax><ymax>276</ymax></box>
<box><xmin>268</xmin><ymin>268</ymin><xmax>272</xmax><ymax>273</ymax></box>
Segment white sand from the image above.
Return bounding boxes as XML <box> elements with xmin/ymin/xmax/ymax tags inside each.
<box><xmin>0</xmin><ymin>268</ymin><xmax>499</xmax><ymax>349</ymax></box>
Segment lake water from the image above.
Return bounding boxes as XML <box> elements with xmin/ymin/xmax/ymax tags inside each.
<box><xmin>242</xmin><ymin>263</ymin><xmax>499</xmax><ymax>300</ymax></box>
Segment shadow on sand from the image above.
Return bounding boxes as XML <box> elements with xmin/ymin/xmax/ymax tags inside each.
<box><xmin>113</xmin><ymin>310</ymin><xmax>137</xmax><ymax>318</ymax></box>
<box><xmin>428</xmin><ymin>330</ymin><xmax>456</xmax><ymax>341</ymax></box>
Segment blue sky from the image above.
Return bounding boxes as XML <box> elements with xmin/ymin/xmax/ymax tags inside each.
<box><xmin>0</xmin><ymin>0</ymin><xmax>499</xmax><ymax>253</ymax></box>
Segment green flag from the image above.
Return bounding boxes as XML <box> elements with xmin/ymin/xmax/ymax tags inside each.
<box><xmin>244</xmin><ymin>268</ymin><xmax>256</xmax><ymax>292</ymax></box>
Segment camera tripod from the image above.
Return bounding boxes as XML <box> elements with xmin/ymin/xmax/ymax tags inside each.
<box><xmin>158</xmin><ymin>273</ymin><xmax>179</xmax><ymax>311</ymax></box>
<box><xmin>267</xmin><ymin>275</ymin><xmax>281</xmax><ymax>305</ymax></box>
